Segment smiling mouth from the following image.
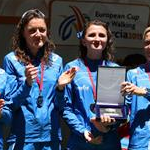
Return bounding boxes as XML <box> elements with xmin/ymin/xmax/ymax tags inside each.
<box><xmin>93</xmin><ymin>41</ymin><xmax>99</xmax><ymax>48</ymax></box>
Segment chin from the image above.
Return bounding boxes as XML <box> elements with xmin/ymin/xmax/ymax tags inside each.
<box><xmin>35</xmin><ymin>43</ymin><xmax>44</xmax><ymax>49</ymax></box>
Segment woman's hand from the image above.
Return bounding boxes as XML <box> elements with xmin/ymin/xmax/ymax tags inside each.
<box><xmin>121</xmin><ymin>81</ymin><xmax>147</xmax><ymax>96</ymax></box>
<box><xmin>57</xmin><ymin>67</ymin><xmax>78</xmax><ymax>90</ymax></box>
<box><xmin>25</xmin><ymin>64</ymin><xmax>38</xmax><ymax>86</ymax></box>
<box><xmin>84</xmin><ymin>130</ymin><xmax>102</xmax><ymax>145</ymax></box>
<box><xmin>90</xmin><ymin>116</ymin><xmax>116</xmax><ymax>133</ymax></box>
<box><xmin>0</xmin><ymin>99</ymin><xmax>5</xmax><ymax>118</ymax></box>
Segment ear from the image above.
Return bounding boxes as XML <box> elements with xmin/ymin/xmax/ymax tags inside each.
<box><xmin>81</xmin><ymin>39</ymin><xmax>86</xmax><ymax>46</ymax></box>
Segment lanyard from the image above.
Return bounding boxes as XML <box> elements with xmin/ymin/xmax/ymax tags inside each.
<box><xmin>84</xmin><ymin>59</ymin><xmax>103</xmax><ymax>100</ymax></box>
<box><xmin>36</xmin><ymin>61</ymin><xmax>44</xmax><ymax>94</ymax></box>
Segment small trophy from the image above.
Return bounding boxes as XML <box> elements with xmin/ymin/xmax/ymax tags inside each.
<box><xmin>95</xmin><ymin>66</ymin><xmax>127</xmax><ymax>119</ymax></box>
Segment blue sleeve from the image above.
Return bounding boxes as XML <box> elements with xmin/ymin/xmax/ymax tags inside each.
<box><xmin>59</xmin><ymin>65</ymin><xmax>88</xmax><ymax>137</ymax></box>
<box><xmin>4</xmin><ymin>77</ymin><xmax>31</xmax><ymax>110</ymax></box>
<box><xmin>3</xmin><ymin>54</ymin><xmax>16</xmax><ymax>75</ymax></box>
<box><xmin>3</xmin><ymin>55</ymin><xmax>31</xmax><ymax>110</ymax></box>
<box><xmin>0</xmin><ymin>70</ymin><xmax>12</xmax><ymax>125</ymax></box>
<box><xmin>61</xmin><ymin>84</ymin><xmax>88</xmax><ymax>137</ymax></box>
<box><xmin>124</xmin><ymin>70</ymin><xmax>133</xmax><ymax>106</ymax></box>
<box><xmin>0</xmin><ymin>101</ymin><xmax>12</xmax><ymax>125</ymax></box>
<box><xmin>54</xmin><ymin>58</ymin><xmax>87</xmax><ymax>136</ymax></box>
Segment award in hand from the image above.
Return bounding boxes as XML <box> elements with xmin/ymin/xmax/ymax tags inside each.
<box><xmin>95</xmin><ymin>66</ymin><xmax>127</xmax><ymax>119</ymax></box>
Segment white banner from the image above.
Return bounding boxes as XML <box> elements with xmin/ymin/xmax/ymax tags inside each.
<box><xmin>49</xmin><ymin>0</ymin><xmax>150</xmax><ymax>48</ymax></box>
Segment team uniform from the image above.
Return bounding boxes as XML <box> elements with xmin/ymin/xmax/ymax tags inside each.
<box><xmin>0</xmin><ymin>68</ymin><xmax>17</xmax><ymax>150</ymax></box>
<box><xmin>3</xmin><ymin>51</ymin><xmax>63</xmax><ymax>150</ymax></box>
<box><xmin>0</xmin><ymin>69</ymin><xmax>11</xmax><ymax>150</ymax></box>
<box><xmin>62</xmin><ymin>58</ymin><xmax>121</xmax><ymax>150</ymax></box>
<box><xmin>125</xmin><ymin>63</ymin><xmax>150</xmax><ymax>150</ymax></box>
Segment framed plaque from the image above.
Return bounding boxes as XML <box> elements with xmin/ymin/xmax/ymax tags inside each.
<box><xmin>95</xmin><ymin>66</ymin><xmax>127</xmax><ymax>119</ymax></box>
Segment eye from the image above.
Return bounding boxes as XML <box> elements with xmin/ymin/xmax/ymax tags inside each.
<box><xmin>28</xmin><ymin>28</ymin><xmax>37</xmax><ymax>34</ymax></box>
<box><xmin>99</xmin><ymin>33</ymin><xmax>106</xmax><ymax>38</ymax></box>
<box><xmin>39</xmin><ymin>27</ymin><xmax>46</xmax><ymax>33</ymax></box>
<box><xmin>28</xmin><ymin>27</ymin><xmax>46</xmax><ymax>34</ymax></box>
<box><xmin>88</xmin><ymin>33</ymin><xmax>96</xmax><ymax>37</ymax></box>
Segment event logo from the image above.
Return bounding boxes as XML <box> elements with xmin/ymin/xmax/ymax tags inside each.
<box><xmin>58</xmin><ymin>6</ymin><xmax>89</xmax><ymax>41</ymax></box>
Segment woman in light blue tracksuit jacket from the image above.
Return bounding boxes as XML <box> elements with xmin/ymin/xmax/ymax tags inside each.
<box><xmin>121</xmin><ymin>26</ymin><xmax>150</xmax><ymax>150</ymax></box>
<box><xmin>3</xmin><ymin>9</ymin><xmax>77</xmax><ymax>150</ymax></box>
<box><xmin>61</xmin><ymin>20</ymin><xmax>122</xmax><ymax>150</ymax></box>
<box><xmin>0</xmin><ymin>68</ymin><xmax>12</xmax><ymax>150</ymax></box>
<box><xmin>0</xmin><ymin>68</ymin><xmax>21</xmax><ymax>150</ymax></box>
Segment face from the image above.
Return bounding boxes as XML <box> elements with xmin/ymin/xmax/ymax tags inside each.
<box><xmin>82</xmin><ymin>24</ymin><xmax>108</xmax><ymax>58</ymax></box>
<box><xmin>144</xmin><ymin>31</ymin><xmax>150</xmax><ymax>62</ymax></box>
<box><xmin>23</xmin><ymin>18</ymin><xmax>47</xmax><ymax>56</ymax></box>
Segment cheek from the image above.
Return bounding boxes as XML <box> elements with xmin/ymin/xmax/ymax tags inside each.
<box><xmin>101</xmin><ymin>39</ymin><xmax>107</xmax><ymax>47</ymax></box>
<box><xmin>42</xmin><ymin>34</ymin><xmax>47</xmax><ymax>42</ymax></box>
<box><xmin>25</xmin><ymin>36</ymin><xmax>32</xmax><ymax>45</ymax></box>
<box><xmin>144</xmin><ymin>46</ymin><xmax>150</xmax><ymax>53</ymax></box>
<box><xmin>82</xmin><ymin>39</ymin><xmax>89</xmax><ymax>47</ymax></box>
<box><xmin>23</xmin><ymin>32</ymin><xmax>32</xmax><ymax>43</ymax></box>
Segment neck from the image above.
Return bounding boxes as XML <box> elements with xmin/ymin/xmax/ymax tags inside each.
<box><xmin>30</xmin><ymin>49</ymin><xmax>38</xmax><ymax>57</ymax></box>
<box><xmin>87</xmin><ymin>51</ymin><xmax>102</xmax><ymax>60</ymax></box>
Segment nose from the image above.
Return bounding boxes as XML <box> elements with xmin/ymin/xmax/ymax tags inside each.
<box><xmin>148</xmin><ymin>45</ymin><xmax>150</xmax><ymax>49</ymax></box>
<box><xmin>145</xmin><ymin>44</ymin><xmax>150</xmax><ymax>50</ymax></box>
<box><xmin>35</xmin><ymin>29</ymin><xmax>41</xmax><ymax>36</ymax></box>
<box><xmin>95</xmin><ymin>34</ymin><xmax>101</xmax><ymax>41</ymax></box>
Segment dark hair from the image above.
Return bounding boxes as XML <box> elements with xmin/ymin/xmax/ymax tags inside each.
<box><xmin>79</xmin><ymin>20</ymin><xmax>114</xmax><ymax>61</ymax></box>
<box><xmin>12</xmin><ymin>8</ymin><xmax>55</xmax><ymax>65</ymax></box>
<box><xmin>123</xmin><ymin>53</ymin><xmax>146</xmax><ymax>70</ymax></box>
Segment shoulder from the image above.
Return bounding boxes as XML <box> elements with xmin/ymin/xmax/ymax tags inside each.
<box><xmin>105</xmin><ymin>60</ymin><xmax>119</xmax><ymax>67</ymax></box>
<box><xmin>64</xmin><ymin>58</ymin><xmax>81</xmax><ymax>69</ymax></box>
<box><xmin>127</xmin><ymin>64</ymin><xmax>145</xmax><ymax>75</ymax></box>
<box><xmin>50</xmin><ymin>52</ymin><xmax>62</xmax><ymax>63</ymax></box>
<box><xmin>0</xmin><ymin>68</ymin><xmax>7</xmax><ymax>82</ymax></box>
<box><xmin>126</xmin><ymin>66</ymin><xmax>145</xmax><ymax>82</ymax></box>
<box><xmin>0</xmin><ymin>68</ymin><xmax>6</xmax><ymax>75</ymax></box>
<box><xmin>4</xmin><ymin>51</ymin><xmax>17</xmax><ymax>62</ymax></box>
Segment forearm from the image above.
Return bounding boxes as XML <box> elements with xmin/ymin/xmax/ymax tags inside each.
<box><xmin>60</xmin><ymin>97</ymin><xmax>89</xmax><ymax>136</ymax></box>
<box><xmin>62</xmin><ymin>109</ymin><xmax>89</xmax><ymax>136</ymax></box>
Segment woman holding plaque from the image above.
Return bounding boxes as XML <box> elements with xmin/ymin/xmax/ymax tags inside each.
<box><xmin>62</xmin><ymin>20</ymin><xmax>122</xmax><ymax>150</ymax></box>
<box><xmin>121</xmin><ymin>26</ymin><xmax>150</xmax><ymax>150</ymax></box>
<box><xmin>3</xmin><ymin>9</ymin><xmax>77</xmax><ymax>150</ymax></box>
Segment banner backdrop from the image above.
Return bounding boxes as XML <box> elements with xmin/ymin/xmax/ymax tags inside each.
<box><xmin>49</xmin><ymin>0</ymin><xmax>150</xmax><ymax>48</ymax></box>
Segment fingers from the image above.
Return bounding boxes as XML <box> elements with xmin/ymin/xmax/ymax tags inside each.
<box><xmin>66</xmin><ymin>67</ymin><xmax>79</xmax><ymax>78</ymax></box>
<box><xmin>84</xmin><ymin>130</ymin><xmax>94</xmax><ymax>142</ymax></box>
<box><xmin>25</xmin><ymin>64</ymin><xmax>38</xmax><ymax>86</ymax></box>
<box><xmin>91</xmin><ymin>116</ymin><xmax>116</xmax><ymax>133</ymax></box>
<box><xmin>84</xmin><ymin>130</ymin><xmax>102</xmax><ymax>145</ymax></box>
<box><xmin>121</xmin><ymin>81</ymin><xmax>136</xmax><ymax>95</ymax></box>
<box><xmin>0</xmin><ymin>99</ymin><xmax>5</xmax><ymax>109</ymax></box>
<box><xmin>68</xmin><ymin>67</ymin><xmax>79</xmax><ymax>73</ymax></box>
<box><xmin>0</xmin><ymin>99</ymin><xmax>5</xmax><ymax>118</ymax></box>
<box><xmin>101</xmin><ymin>115</ymin><xmax>111</xmax><ymax>123</ymax></box>
<box><xmin>25</xmin><ymin>64</ymin><xmax>38</xmax><ymax>78</ymax></box>
<box><xmin>101</xmin><ymin>116</ymin><xmax>116</xmax><ymax>128</ymax></box>
<box><xmin>57</xmin><ymin>67</ymin><xmax>79</xmax><ymax>89</ymax></box>
<box><xmin>66</xmin><ymin>67</ymin><xmax>79</xmax><ymax>81</ymax></box>
<box><xmin>90</xmin><ymin>117</ymin><xmax>110</xmax><ymax>133</ymax></box>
